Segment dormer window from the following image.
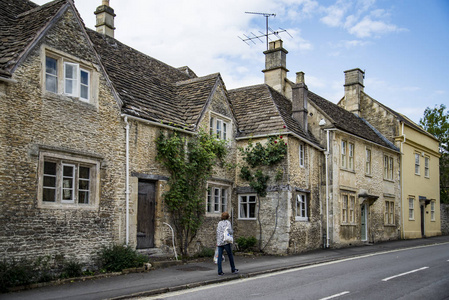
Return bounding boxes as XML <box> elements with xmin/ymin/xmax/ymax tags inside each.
<box><xmin>209</xmin><ymin>113</ymin><xmax>231</xmax><ymax>140</ymax></box>
<box><xmin>44</xmin><ymin>49</ymin><xmax>94</xmax><ymax>103</ymax></box>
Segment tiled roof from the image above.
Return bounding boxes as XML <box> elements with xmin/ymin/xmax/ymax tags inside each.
<box><xmin>0</xmin><ymin>0</ymin><xmax>67</xmax><ymax>78</ymax></box>
<box><xmin>229</xmin><ymin>84</ymin><xmax>321</xmax><ymax>147</ymax></box>
<box><xmin>87</xmin><ymin>29</ymin><xmax>220</xmax><ymax>129</ymax></box>
<box><xmin>308</xmin><ymin>91</ymin><xmax>399</xmax><ymax>151</ymax></box>
<box><xmin>361</xmin><ymin>92</ymin><xmax>437</xmax><ymax>141</ymax></box>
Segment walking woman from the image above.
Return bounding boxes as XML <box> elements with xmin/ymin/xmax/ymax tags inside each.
<box><xmin>216</xmin><ymin>212</ymin><xmax>238</xmax><ymax>276</ymax></box>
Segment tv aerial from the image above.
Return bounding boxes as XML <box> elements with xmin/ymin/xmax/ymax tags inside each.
<box><xmin>239</xmin><ymin>11</ymin><xmax>292</xmax><ymax>50</ymax></box>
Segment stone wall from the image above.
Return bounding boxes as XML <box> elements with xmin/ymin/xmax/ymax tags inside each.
<box><xmin>0</xmin><ymin>8</ymin><xmax>125</xmax><ymax>269</ymax></box>
<box><xmin>441</xmin><ymin>203</ymin><xmax>449</xmax><ymax>235</ymax></box>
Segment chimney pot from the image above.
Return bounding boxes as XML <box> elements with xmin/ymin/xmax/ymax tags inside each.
<box><xmin>296</xmin><ymin>72</ymin><xmax>305</xmax><ymax>84</ymax></box>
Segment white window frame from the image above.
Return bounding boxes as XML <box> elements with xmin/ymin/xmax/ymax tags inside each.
<box><xmin>206</xmin><ymin>184</ymin><xmax>229</xmax><ymax>215</ymax></box>
<box><xmin>409</xmin><ymin>197</ymin><xmax>415</xmax><ymax>220</ymax></box>
<box><xmin>424</xmin><ymin>156</ymin><xmax>430</xmax><ymax>178</ymax></box>
<box><xmin>415</xmin><ymin>153</ymin><xmax>420</xmax><ymax>175</ymax></box>
<box><xmin>295</xmin><ymin>193</ymin><xmax>308</xmax><ymax>221</ymax></box>
<box><xmin>38</xmin><ymin>151</ymin><xmax>99</xmax><ymax>209</ymax></box>
<box><xmin>209</xmin><ymin>113</ymin><xmax>231</xmax><ymax>141</ymax></box>
<box><xmin>299</xmin><ymin>144</ymin><xmax>305</xmax><ymax>168</ymax></box>
<box><xmin>44</xmin><ymin>50</ymin><xmax>92</xmax><ymax>103</ymax></box>
<box><xmin>238</xmin><ymin>194</ymin><xmax>257</xmax><ymax>220</ymax></box>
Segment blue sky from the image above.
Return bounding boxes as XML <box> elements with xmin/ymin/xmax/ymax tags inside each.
<box><xmin>33</xmin><ymin>0</ymin><xmax>449</xmax><ymax>123</ymax></box>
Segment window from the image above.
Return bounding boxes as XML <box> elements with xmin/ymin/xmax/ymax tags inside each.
<box><xmin>296</xmin><ymin>193</ymin><xmax>308</xmax><ymax>221</ymax></box>
<box><xmin>239</xmin><ymin>194</ymin><xmax>256</xmax><ymax>219</ymax></box>
<box><xmin>348</xmin><ymin>143</ymin><xmax>354</xmax><ymax>170</ymax></box>
<box><xmin>299</xmin><ymin>144</ymin><xmax>304</xmax><ymax>167</ymax></box>
<box><xmin>349</xmin><ymin>195</ymin><xmax>355</xmax><ymax>223</ymax></box>
<box><xmin>408</xmin><ymin>197</ymin><xmax>415</xmax><ymax>220</ymax></box>
<box><xmin>385</xmin><ymin>200</ymin><xmax>395</xmax><ymax>225</ymax></box>
<box><xmin>341</xmin><ymin>141</ymin><xmax>354</xmax><ymax>170</ymax></box>
<box><xmin>341</xmin><ymin>192</ymin><xmax>355</xmax><ymax>224</ymax></box>
<box><xmin>341</xmin><ymin>141</ymin><xmax>347</xmax><ymax>168</ymax></box>
<box><xmin>45</xmin><ymin>53</ymin><xmax>91</xmax><ymax>102</ymax></box>
<box><xmin>39</xmin><ymin>152</ymin><xmax>99</xmax><ymax>208</ymax></box>
<box><xmin>430</xmin><ymin>201</ymin><xmax>435</xmax><ymax>221</ymax></box>
<box><xmin>206</xmin><ymin>185</ymin><xmax>228</xmax><ymax>214</ymax></box>
<box><xmin>365</xmin><ymin>148</ymin><xmax>371</xmax><ymax>175</ymax></box>
<box><xmin>342</xmin><ymin>194</ymin><xmax>348</xmax><ymax>223</ymax></box>
<box><xmin>415</xmin><ymin>153</ymin><xmax>420</xmax><ymax>175</ymax></box>
<box><xmin>45</xmin><ymin>56</ymin><xmax>58</xmax><ymax>93</ymax></box>
<box><xmin>424</xmin><ymin>157</ymin><xmax>430</xmax><ymax>178</ymax></box>
<box><xmin>210</xmin><ymin>114</ymin><xmax>230</xmax><ymax>140</ymax></box>
<box><xmin>384</xmin><ymin>155</ymin><xmax>394</xmax><ymax>180</ymax></box>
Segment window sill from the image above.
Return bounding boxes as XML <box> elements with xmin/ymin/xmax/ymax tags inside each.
<box><xmin>340</xmin><ymin>168</ymin><xmax>355</xmax><ymax>174</ymax></box>
<box><xmin>295</xmin><ymin>217</ymin><xmax>309</xmax><ymax>222</ymax></box>
<box><xmin>384</xmin><ymin>224</ymin><xmax>396</xmax><ymax>227</ymax></box>
<box><xmin>340</xmin><ymin>223</ymin><xmax>357</xmax><ymax>226</ymax></box>
<box><xmin>238</xmin><ymin>218</ymin><xmax>256</xmax><ymax>221</ymax></box>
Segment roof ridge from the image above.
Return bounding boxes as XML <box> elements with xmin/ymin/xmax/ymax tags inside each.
<box><xmin>176</xmin><ymin>73</ymin><xmax>220</xmax><ymax>86</ymax></box>
<box><xmin>17</xmin><ymin>0</ymin><xmax>66</xmax><ymax>18</ymax></box>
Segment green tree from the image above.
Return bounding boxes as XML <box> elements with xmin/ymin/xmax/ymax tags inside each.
<box><xmin>420</xmin><ymin>104</ymin><xmax>449</xmax><ymax>203</ymax></box>
<box><xmin>156</xmin><ymin>129</ymin><xmax>227</xmax><ymax>256</ymax></box>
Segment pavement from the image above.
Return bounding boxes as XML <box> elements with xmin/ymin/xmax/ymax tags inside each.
<box><xmin>3</xmin><ymin>235</ymin><xmax>449</xmax><ymax>300</ymax></box>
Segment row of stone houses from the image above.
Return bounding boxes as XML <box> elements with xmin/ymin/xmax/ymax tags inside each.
<box><xmin>0</xmin><ymin>0</ymin><xmax>441</xmax><ymax>267</ymax></box>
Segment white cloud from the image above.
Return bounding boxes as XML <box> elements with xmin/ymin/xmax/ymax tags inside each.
<box><xmin>347</xmin><ymin>16</ymin><xmax>404</xmax><ymax>38</ymax></box>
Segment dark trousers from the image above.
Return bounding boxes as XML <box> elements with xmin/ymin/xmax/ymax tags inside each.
<box><xmin>217</xmin><ymin>243</ymin><xmax>236</xmax><ymax>274</ymax></box>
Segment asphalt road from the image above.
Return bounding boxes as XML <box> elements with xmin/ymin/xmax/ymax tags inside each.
<box><xmin>141</xmin><ymin>243</ymin><xmax>449</xmax><ymax>300</ymax></box>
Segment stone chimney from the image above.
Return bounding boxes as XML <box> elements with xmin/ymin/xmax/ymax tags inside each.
<box><xmin>95</xmin><ymin>0</ymin><xmax>116</xmax><ymax>38</ymax></box>
<box><xmin>292</xmin><ymin>72</ymin><xmax>308</xmax><ymax>132</ymax></box>
<box><xmin>343</xmin><ymin>68</ymin><xmax>364</xmax><ymax>116</ymax></box>
<box><xmin>263</xmin><ymin>40</ymin><xmax>289</xmax><ymax>95</ymax></box>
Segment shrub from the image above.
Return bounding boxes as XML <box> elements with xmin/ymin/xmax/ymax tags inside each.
<box><xmin>99</xmin><ymin>244</ymin><xmax>148</xmax><ymax>272</ymax></box>
<box><xmin>195</xmin><ymin>247</ymin><xmax>215</xmax><ymax>258</ymax></box>
<box><xmin>61</xmin><ymin>260</ymin><xmax>83</xmax><ymax>279</ymax></box>
<box><xmin>236</xmin><ymin>236</ymin><xmax>257</xmax><ymax>252</ymax></box>
<box><xmin>0</xmin><ymin>259</ymin><xmax>34</xmax><ymax>292</ymax></box>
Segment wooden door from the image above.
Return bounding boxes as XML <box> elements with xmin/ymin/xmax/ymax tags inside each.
<box><xmin>137</xmin><ymin>181</ymin><xmax>155</xmax><ymax>249</ymax></box>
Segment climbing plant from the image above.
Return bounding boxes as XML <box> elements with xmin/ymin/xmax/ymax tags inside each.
<box><xmin>239</xmin><ymin>135</ymin><xmax>287</xmax><ymax>197</ymax></box>
<box><xmin>156</xmin><ymin>129</ymin><xmax>227</xmax><ymax>256</ymax></box>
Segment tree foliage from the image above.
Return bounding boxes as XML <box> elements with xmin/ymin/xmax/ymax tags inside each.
<box><xmin>420</xmin><ymin>104</ymin><xmax>449</xmax><ymax>203</ymax></box>
<box><xmin>156</xmin><ymin>129</ymin><xmax>227</xmax><ymax>256</ymax></box>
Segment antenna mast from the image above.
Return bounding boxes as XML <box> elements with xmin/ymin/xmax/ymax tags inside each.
<box><xmin>239</xmin><ymin>12</ymin><xmax>292</xmax><ymax>50</ymax></box>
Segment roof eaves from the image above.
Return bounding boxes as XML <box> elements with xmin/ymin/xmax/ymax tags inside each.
<box><xmin>10</xmin><ymin>0</ymin><xmax>69</xmax><ymax>75</ymax></box>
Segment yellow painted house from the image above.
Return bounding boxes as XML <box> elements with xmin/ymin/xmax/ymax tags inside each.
<box><xmin>338</xmin><ymin>69</ymin><xmax>441</xmax><ymax>239</ymax></box>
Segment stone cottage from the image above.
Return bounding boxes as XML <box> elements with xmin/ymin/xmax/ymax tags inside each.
<box><xmin>307</xmin><ymin>84</ymin><xmax>401</xmax><ymax>246</ymax></box>
<box><xmin>0</xmin><ymin>0</ymin><xmax>126</xmax><ymax>266</ymax></box>
<box><xmin>338</xmin><ymin>68</ymin><xmax>441</xmax><ymax>239</ymax></box>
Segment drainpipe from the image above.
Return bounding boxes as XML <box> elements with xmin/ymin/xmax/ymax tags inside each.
<box><xmin>124</xmin><ymin>116</ymin><xmax>130</xmax><ymax>246</ymax></box>
<box><xmin>325</xmin><ymin>129</ymin><xmax>330</xmax><ymax>248</ymax></box>
<box><xmin>400</xmin><ymin>122</ymin><xmax>406</xmax><ymax>239</ymax></box>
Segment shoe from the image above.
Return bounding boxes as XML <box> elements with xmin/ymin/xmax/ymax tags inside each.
<box><xmin>218</xmin><ymin>272</ymin><xmax>225</xmax><ymax>276</ymax></box>
<box><xmin>232</xmin><ymin>269</ymin><xmax>239</xmax><ymax>274</ymax></box>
